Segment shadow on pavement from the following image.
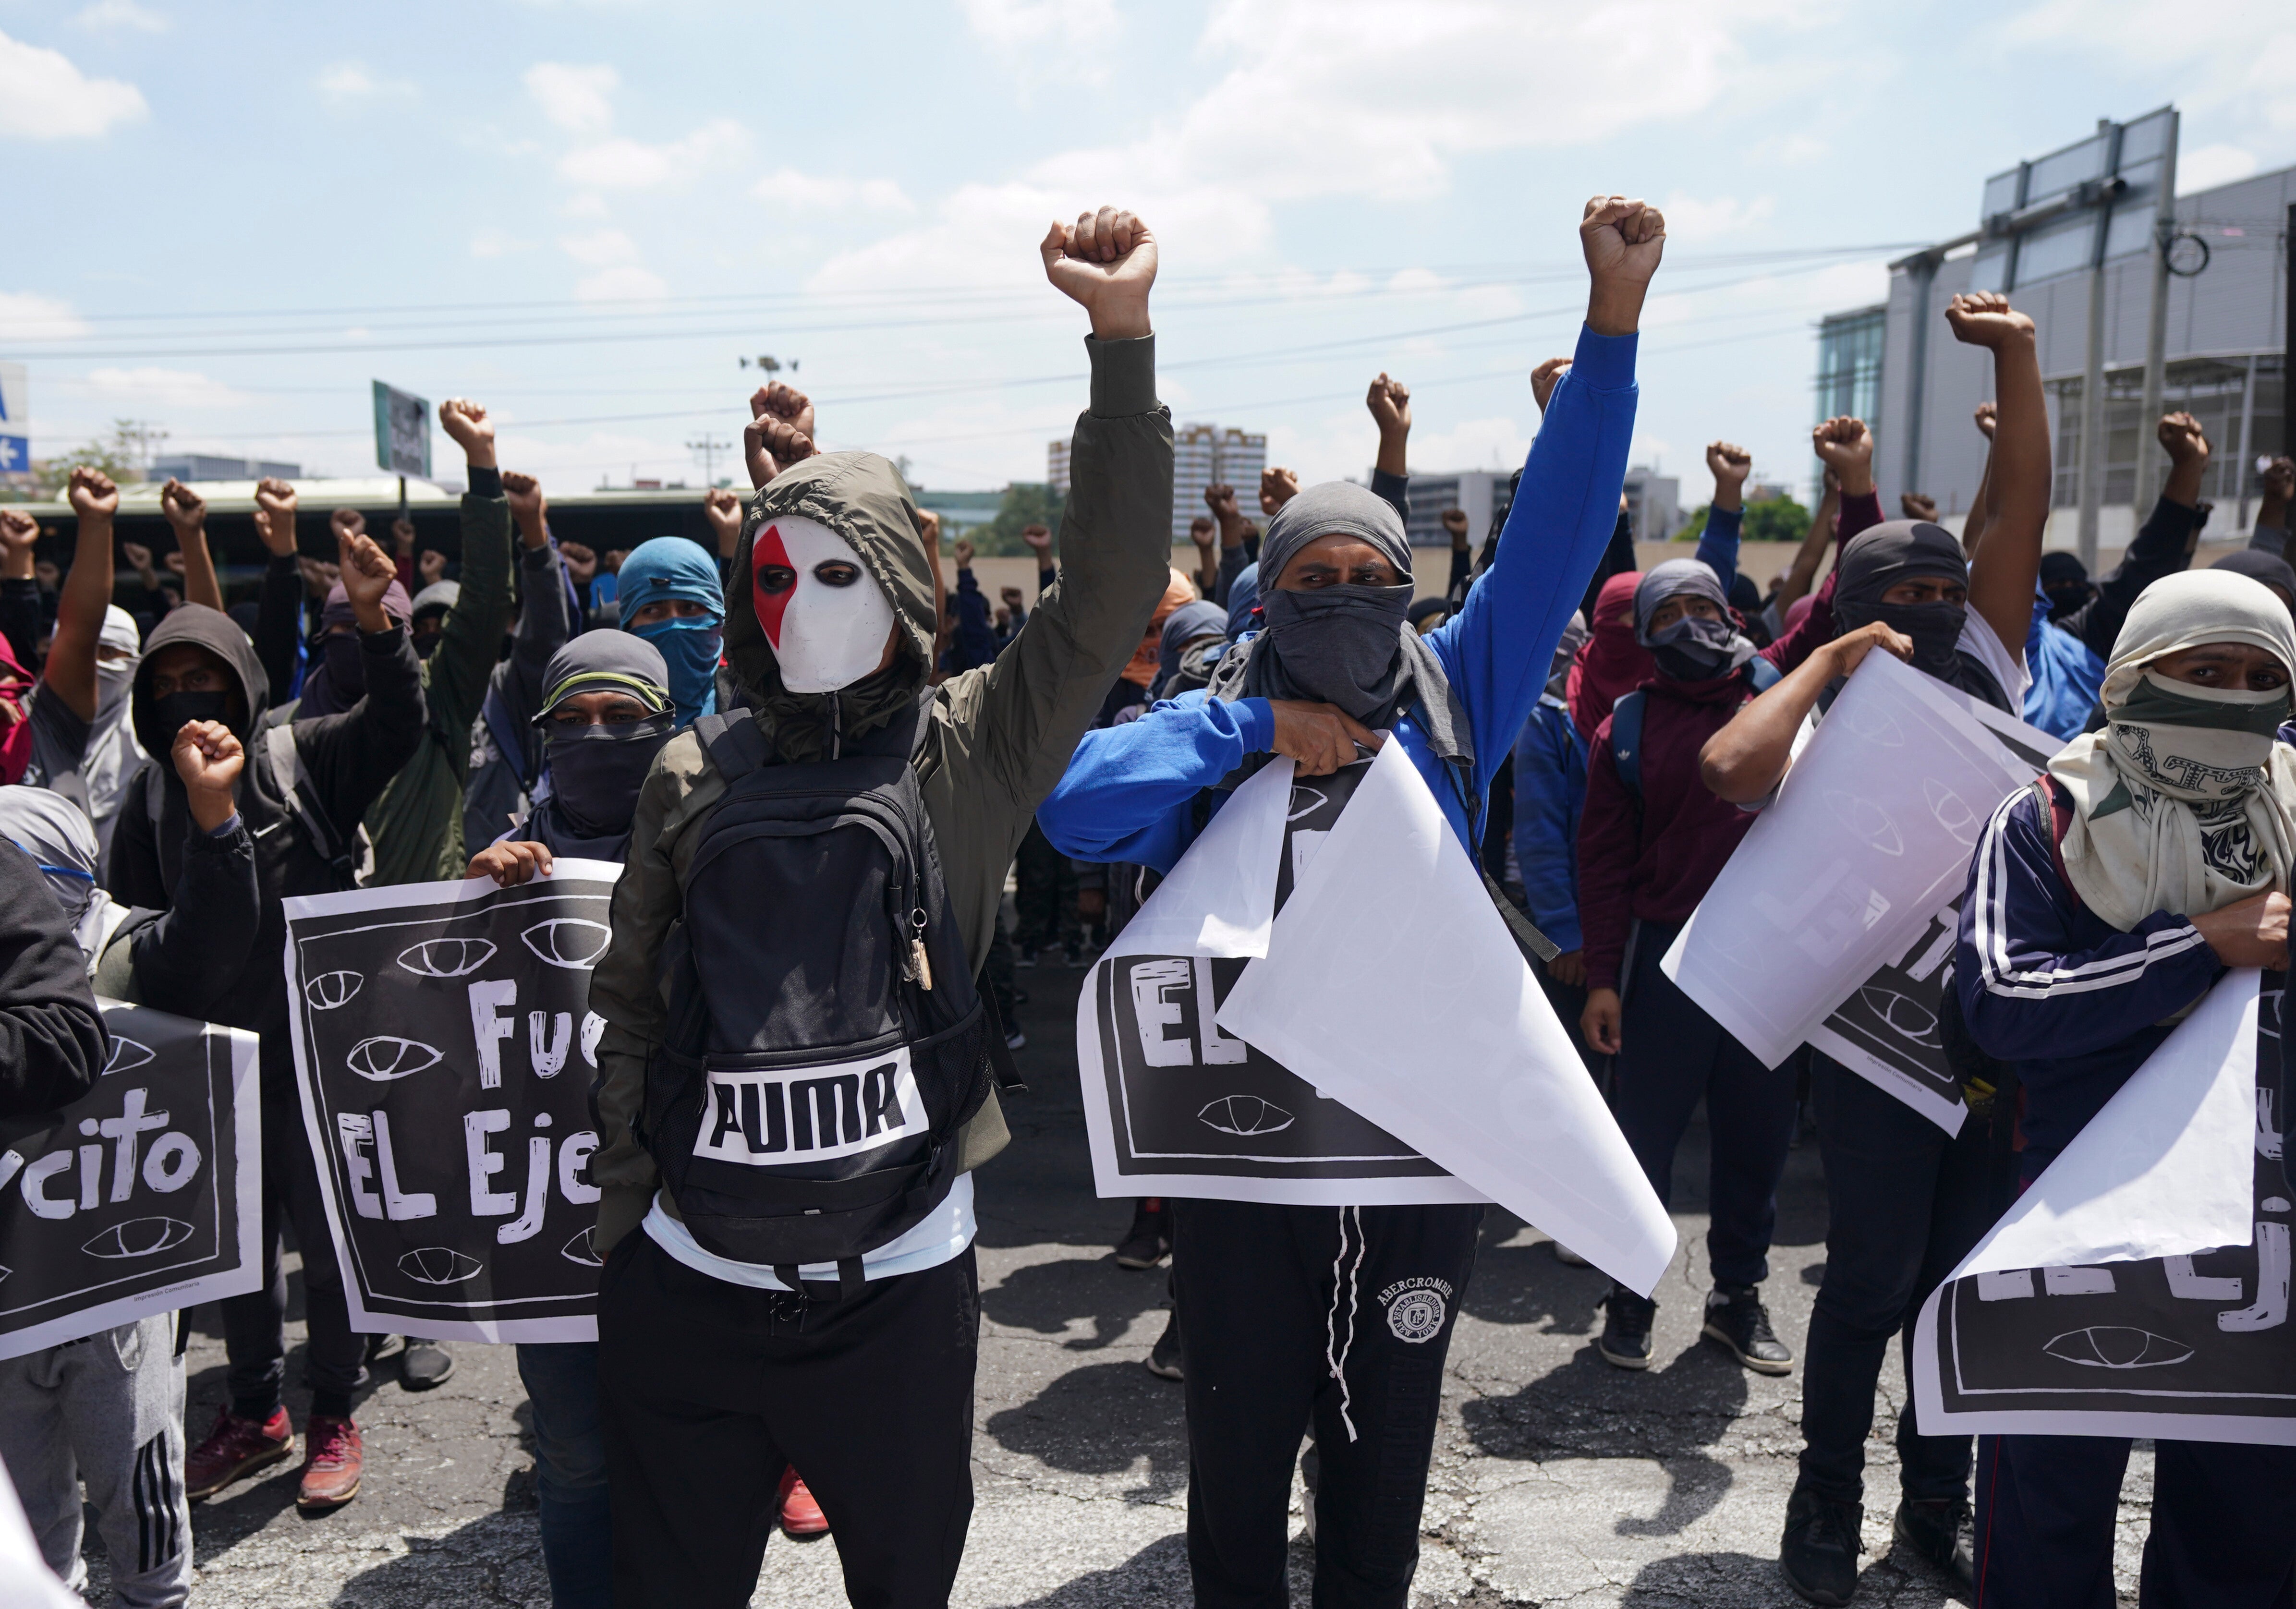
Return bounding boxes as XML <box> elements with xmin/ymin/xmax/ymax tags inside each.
<box><xmin>982</xmin><ymin>1254</ymin><xmax>1170</xmax><ymax>1350</ymax></box>
<box><xmin>982</xmin><ymin>1358</ymin><xmax>1188</xmax><ymax>1500</ymax></box>
<box><xmin>1000</xmin><ymin>1532</ymin><xmax>1196</xmax><ymax>1607</ymax></box>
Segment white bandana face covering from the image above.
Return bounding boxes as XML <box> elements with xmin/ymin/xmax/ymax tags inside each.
<box><xmin>750</xmin><ymin>516</ymin><xmax>897</xmax><ymax>693</ymax></box>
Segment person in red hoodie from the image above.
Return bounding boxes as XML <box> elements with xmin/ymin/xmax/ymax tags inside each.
<box><xmin>1575</xmin><ymin>551</ymin><xmax>1799</xmax><ymax>1379</ymax></box>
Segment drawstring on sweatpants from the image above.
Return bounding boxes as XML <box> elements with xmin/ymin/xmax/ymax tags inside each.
<box><xmin>1324</xmin><ymin>1204</ymin><xmax>1367</xmax><ymax>1443</ymax></box>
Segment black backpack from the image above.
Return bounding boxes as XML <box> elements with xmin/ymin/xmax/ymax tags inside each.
<box><xmin>639</xmin><ymin>694</ymin><xmax>996</xmax><ymax>1295</ymax></box>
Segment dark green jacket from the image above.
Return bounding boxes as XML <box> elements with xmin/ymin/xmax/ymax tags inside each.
<box><xmin>588</xmin><ymin>335</ymin><xmax>1173</xmax><ymax>1251</ymax></box>
<box><xmin>363</xmin><ymin>486</ymin><xmax>517</xmax><ymax>885</ymax></box>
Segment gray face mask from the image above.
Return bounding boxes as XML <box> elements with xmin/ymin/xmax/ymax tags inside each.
<box><xmin>1648</xmin><ymin>615</ymin><xmax>1756</xmax><ymax>681</ymax></box>
<box><xmin>1258</xmin><ymin>582</ymin><xmax>1414</xmax><ymax>722</ymax></box>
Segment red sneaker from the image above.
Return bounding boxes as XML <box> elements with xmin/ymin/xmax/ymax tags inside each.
<box><xmin>185</xmin><ymin>1407</ymin><xmax>293</xmax><ymax>1499</ymax></box>
<box><xmin>777</xmin><ymin>1466</ymin><xmax>828</xmax><ymax>1539</ymax></box>
<box><xmin>296</xmin><ymin>1415</ymin><xmax>364</xmax><ymax>1511</ymax></box>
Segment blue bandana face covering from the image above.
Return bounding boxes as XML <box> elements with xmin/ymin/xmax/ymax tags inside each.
<box><xmin>630</xmin><ymin>616</ymin><xmax>723</xmax><ymax>728</ymax></box>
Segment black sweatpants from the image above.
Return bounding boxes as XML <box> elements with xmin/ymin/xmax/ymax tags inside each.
<box><xmin>1013</xmin><ymin>821</ymin><xmax>1079</xmax><ymax>951</ymax></box>
<box><xmin>1612</xmin><ymin>917</ymin><xmax>1797</xmax><ymax>1289</ymax></box>
<box><xmin>596</xmin><ymin>1230</ymin><xmax>979</xmax><ymax>1609</ymax></box>
<box><xmin>1797</xmin><ymin>1053</ymin><xmax>2017</xmax><ymax>1507</ymax></box>
<box><xmin>1975</xmin><ymin>1433</ymin><xmax>2296</xmax><ymax>1607</ymax></box>
<box><xmin>220</xmin><ymin>1085</ymin><xmax>364</xmax><ymax>1420</ymax></box>
<box><xmin>1172</xmin><ymin>1198</ymin><xmax>1482</xmax><ymax>1609</ymax></box>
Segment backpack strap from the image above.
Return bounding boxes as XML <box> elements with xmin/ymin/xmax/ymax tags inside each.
<box><xmin>479</xmin><ymin>684</ymin><xmax>532</xmax><ymax>789</ymax></box>
<box><xmin>267</xmin><ymin>724</ymin><xmax>370</xmax><ymax>889</ymax></box>
<box><xmin>1611</xmin><ymin>690</ymin><xmax>1647</xmax><ymax>800</ymax></box>
<box><xmin>1748</xmin><ymin>656</ymin><xmax>1783</xmax><ymax>693</ymax></box>
<box><xmin>973</xmin><ymin>967</ymin><xmax>1029</xmax><ymax>1096</ymax></box>
<box><xmin>693</xmin><ymin>709</ymin><xmax>767</xmax><ymax>783</ymax></box>
<box><xmin>2039</xmin><ymin>772</ymin><xmax>2081</xmax><ymax>907</ymax></box>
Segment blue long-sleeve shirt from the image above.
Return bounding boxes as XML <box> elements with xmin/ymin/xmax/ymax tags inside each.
<box><xmin>1956</xmin><ymin>783</ymin><xmax>2222</xmax><ymax>1176</ymax></box>
<box><xmin>1512</xmin><ymin>695</ymin><xmax>1589</xmax><ymax>952</ymax></box>
<box><xmin>2023</xmin><ymin>592</ymin><xmax>2106</xmax><ymax>740</ymax></box>
<box><xmin>1037</xmin><ymin>322</ymin><xmax>1638</xmax><ymax>870</ymax></box>
<box><xmin>1693</xmin><ymin>502</ymin><xmax>1743</xmax><ymax>596</ymax></box>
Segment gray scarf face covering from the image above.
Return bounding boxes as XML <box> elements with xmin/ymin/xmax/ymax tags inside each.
<box><xmin>1203</xmin><ymin>481</ymin><xmax>1472</xmax><ymax>767</ymax></box>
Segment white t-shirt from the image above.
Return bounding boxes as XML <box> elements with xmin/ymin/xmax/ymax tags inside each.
<box><xmin>643</xmin><ymin>1172</ymin><xmax>976</xmax><ymax>1292</ymax></box>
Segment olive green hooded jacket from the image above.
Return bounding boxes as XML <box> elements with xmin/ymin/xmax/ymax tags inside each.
<box><xmin>588</xmin><ymin>335</ymin><xmax>1173</xmax><ymax>1252</ymax></box>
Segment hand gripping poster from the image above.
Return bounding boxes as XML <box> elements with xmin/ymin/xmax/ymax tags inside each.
<box><xmin>1079</xmin><ymin>742</ymin><xmax>1676</xmax><ymax>1296</ymax></box>
<box><xmin>284</xmin><ymin>863</ymin><xmax>621</xmax><ymax>1344</ymax></box>
<box><xmin>0</xmin><ymin>1001</ymin><xmax>259</xmax><ymax>1362</ymax></box>
<box><xmin>1914</xmin><ymin>972</ymin><xmax>2296</xmax><ymax>1445</ymax></box>
<box><xmin>1664</xmin><ymin>649</ymin><xmax>2063</xmax><ymax>1133</ymax></box>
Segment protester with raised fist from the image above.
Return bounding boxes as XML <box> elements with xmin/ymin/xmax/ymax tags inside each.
<box><xmin>585</xmin><ymin>203</ymin><xmax>1171</xmax><ymax>1609</ymax></box>
<box><xmin>1702</xmin><ymin>289</ymin><xmax>2051</xmax><ymax>1604</ymax></box>
<box><xmin>1035</xmin><ymin>193</ymin><xmax>1660</xmax><ymax>1609</ymax></box>
<box><xmin>461</xmin><ymin>467</ymin><xmax>577</xmax><ymax>854</ymax></box>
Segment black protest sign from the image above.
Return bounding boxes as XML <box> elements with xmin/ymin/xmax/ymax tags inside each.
<box><xmin>1079</xmin><ymin>756</ymin><xmax>1480</xmax><ymax>1206</ymax></box>
<box><xmin>1921</xmin><ymin>996</ymin><xmax>2295</xmax><ymax>1444</ymax></box>
<box><xmin>1806</xmin><ymin>897</ymin><xmax>1969</xmax><ymax>1132</ymax></box>
<box><xmin>285</xmin><ymin>869</ymin><xmax>620</xmax><ymax>1344</ymax></box>
<box><xmin>0</xmin><ymin>1002</ymin><xmax>259</xmax><ymax>1361</ymax></box>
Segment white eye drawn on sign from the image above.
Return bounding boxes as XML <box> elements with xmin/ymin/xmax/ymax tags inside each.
<box><xmin>1199</xmin><ymin>1094</ymin><xmax>1293</xmax><ymax>1136</ymax></box>
<box><xmin>100</xmin><ymin>1037</ymin><xmax>155</xmax><ymax>1078</ymax></box>
<box><xmin>304</xmin><ymin>970</ymin><xmax>365</xmax><ymax>1011</ymax></box>
<box><xmin>397</xmin><ymin>938</ymin><xmax>498</xmax><ymax>979</ymax></box>
<box><xmin>562</xmin><ymin>1226</ymin><xmax>603</xmax><ymax>1268</ymax></box>
<box><xmin>1824</xmin><ymin>792</ymin><xmax>1905</xmax><ymax>857</ymax></box>
<box><xmin>1855</xmin><ymin>987</ymin><xmax>1943</xmax><ymax>1049</ymax></box>
<box><xmin>2041</xmin><ymin>1325</ymin><xmax>2194</xmax><ymax>1369</ymax></box>
<box><xmin>1839</xmin><ymin>702</ymin><xmax>1905</xmax><ymax>746</ymax></box>
<box><xmin>1288</xmin><ymin>787</ymin><xmax>1328</xmax><ymax>823</ymax></box>
<box><xmin>81</xmin><ymin>1216</ymin><xmax>195</xmax><ymax>1259</ymax></box>
<box><xmin>399</xmin><ymin>1247</ymin><xmax>483</xmax><ymax>1285</ymax></box>
<box><xmin>520</xmin><ymin>918</ymin><xmax>612</xmax><ymax>970</ymax></box>
<box><xmin>1923</xmin><ymin>778</ymin><xmax>1981</xmax><ymax>846</ymax></box>
<box><xmin>346</xmin><ymin>1037</ymin><xmax>444</xmax><ymax>1081</ymax></box>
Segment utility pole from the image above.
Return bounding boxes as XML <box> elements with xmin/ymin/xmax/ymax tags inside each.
<box><xmin>687</xmin><ymin>433</ymin><xmax>731</xmax><ymax>487</ymax></box>
<box><xmin>2131</xmin><ymin>110</ymin><xmax>2181</xmax><ymax>516</ymax></box>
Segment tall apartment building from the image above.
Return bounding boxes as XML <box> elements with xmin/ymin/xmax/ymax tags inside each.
<box><xmin>1173</xmin><ymin>423</ymin><xmax>1219</xmax><ymax>538</ymax></box>
<box><xmin>1046</xmin><ymin>439</ymin><xmax>1071</xmax><ymax>496</ymax></box>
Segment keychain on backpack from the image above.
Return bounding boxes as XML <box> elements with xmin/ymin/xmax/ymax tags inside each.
<box><xmin>911</xmin><ymin>908</ymin><xmax>934</xmax><ymax>991</ymax></box>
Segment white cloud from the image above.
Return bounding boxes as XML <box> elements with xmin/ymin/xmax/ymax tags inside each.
<box><xmin>524</xmin><ymin>61</ymin><xmax>617</xmax><ymax>133</ymax></box>
<box><xmin>559</xmin><ymin>119</ymin><xmax>747</xmax><ymax>190</ymax></box>
<box><xmin>84</xmin><ymin>366</ymin><xmax>247</xmax><ymax>409</ymax></box>
<box><xmin>2004</xmin><ymin>1</ymin><xmax>2296</xmax><ymax>130</ymax></box>
<box><xmin>470</xmin><ymin>228</ymin><xmax>535</xmax><ymax>259</ymax></box>
<box><xmin>1408</xmin><ymin>413</ymin><xmax>1537</xmax><ymax>475</ymax></box>
<box><xmin>0</xmin><ymin>289</ymin><xmax>88</xmax><ymax>340</ymax></box>
<box><xmin>557</xmin><ymin>228</ymin><xmax>640</xmax><ymax>267</ymax></box>
<box><xmin>752</xmin><ymin>168</ymin><xmax>914</xmax><ymax>213</ymax></box>
<box><xmin>574</xmin><ymin>266</ymin><xmax>668</xmax><ymax>303</ymax></box>
<box><xmin>1658</xmin><ymin>191</ymin><xmax>1776</xmax><ymax>242</ymax></box>
<box><xmin>316</xmin><ymin>62</ymin><xmax>416</xmax><ymax>106</ymax></box>
<box><xmin>0</xmin><ymin>29</ymin><xmax>147</xmax><ymax>138</ymax></box>
<box><xmin>961</xmin><ymin>0</ymin><xmax>1117</xmax><ymax>51</ymax></box>
<box><xmin>2179</xmin><ymin>143</ymin><xmax>2260</xmax><ymax>194</ymax></box>
<box><xmin>74</xmin><ymin>1</ymin><xmax>167</xmax><ymax>31</ymax></box>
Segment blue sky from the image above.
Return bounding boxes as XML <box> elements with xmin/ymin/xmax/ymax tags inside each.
<box><xmin>3</xmin><ymin>0</ymin><xmax>2292</xmax><ymax>500</ymax></box>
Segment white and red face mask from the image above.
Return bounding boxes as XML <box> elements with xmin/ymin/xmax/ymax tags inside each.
<box><xmin>751</xmin><ymin>516</ymin><xmax>898</xmax><ymax>693</ymax></box>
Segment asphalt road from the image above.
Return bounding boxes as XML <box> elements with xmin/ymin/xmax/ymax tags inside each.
<box><xmin>85</xmin><ymin>957</ymin><xmax>2153</xmax><ymax>1607</ymax></box>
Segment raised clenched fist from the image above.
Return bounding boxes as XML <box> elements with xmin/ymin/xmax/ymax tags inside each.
<box><xmin>1530</xmin><ymin>356</ymin><xmax>1572</xmax><ymax>412</ymax></box>
<box><xmin>0</xmin><ymin>507</ymin><xmax>36</xmax><ymax>554</ymax></box>
<box><xmin>1441</xmin><ymin>508</ymin><xmax>1470</xmax><ymax>549</ymax></box>
<box><xmin>749</xmin><ymin>382</ymin><xmax>814</xmax><ymax>443</ymax></box>
<box><xmin>171</xmin><ymin>718</ymin><xmax>244</xmax><ymax>794</ymax></box>
<box><xmin>67</xmin><ymin>466</ymin><xmax>120</xmax><ymax>521</ymax></box>
<box><xmin>1973</xmin><ymin>400</ymin><xmax>1997</xmax><ymax>440</ymax></box>
<box><xmin>1039</xmin><ymin>206</ymin><xmax>1156</xmax><ymax>341</ymax></box>
<box><xmin>1579</xmin><ymin>196</ymin><xmax>1666</xmax><ymax>337</ymax></box>
<box><xmin>418</xmin><ymin>549</ymin><xmax>447</xmax><ymax>585</ymax></box>
<box><xmin>120</xmin><ymin>541</ymin><xmax>156</xmax><ymax>579</ymax></box>
<box><xmin>1705</xmin><ymin>441</ymin><xmax>1752</xmax><ymax>489</ymax></box>
<box><xmin>1260</xmin><ymin>466</ymin><xmax>1300</xmax><ymax>517</ymax></box>
<box><xmin>1189</xmin><ymin>516</ymin><xmax>1216</xmax><ymax>550</ymax></box>
<box><xmin>701</xmin><ymin>486</ymin><xmax>744</xmax><ymax>556</ymax></box>
<box><xmin>160</xmin><ymin>478</ymin><xmax>207</xmax><ymax>534</ymax></box>
<box><xmin>390</xmin><ymin>516</ymin><xmax>416</xmax><ymax>554</ymax></box>
<box><xmin>1944</xmin><ymin>290</ymin><xmax>2034</xmax><ymax>350</ymax></box>
<box><xmin>1902</xmin><ymin>493</ymin><xmax>1939</xmax><ymax>522</ymax></box>
<box><xmin>2157</xmin><ymin>411</ymin><xmax>2210</xmax><ymax>467</ymax></box>
<box><xmin>1020</xmin><ymin>523</ymin><xmax>1053</xmax><ymax>555</ymax></box>
<box><xmin>253</xmin><ymin>478</ymin><xmax>298</xmax><ymax>556</ymax></box>
<box><xmin>744</xmin><ymin>413</ymin><xmax>815</xmax><ymax>490</ymax></box>
<box><xmin>559</xmin><ymin>541</ymin><xmax>597</xmax><ymax>586</ymax></box>
<box><xmin>1366</xmin><ymin>373</ymin><xmax>1411</xmax><ymax>437</ymax></box>
<box><xmin>2263</xmin><ymin>457</ymin><xmax>2295</xmax><ymax>504</ymax></box>
<box><xmin>953</xmin><ymin>538</ymin><xmax>975</xmax><ymax>568</ymax></box>
<box><xmin>438</xmin><ymin>397</ymin><xmax>496</xmax><ymax>460</ymax></box>
<box><xmin>338</xmin><ymin>527</ymin><xmax>397</xmax><ymax>629</ymax></box>
<box><xmin>1812</xmin><ymin>418</ymin><xmax>1875</xmax><ymax>499</ymax></box>
<box><xmin>330</xmin><ymin>507</ymin><xmax>367</xmax><ymax>543</ymax></box>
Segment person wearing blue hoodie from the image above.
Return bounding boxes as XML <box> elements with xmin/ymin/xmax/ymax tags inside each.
<box><xmin>1036</xmin><ymin>195</ymin><xmax>1661</xmax><ymax>1609</ymax></box>
<box><xmin>612</xmin><ymin>535</ymin><xmax>725</xmax><ymax>728</ymax></box>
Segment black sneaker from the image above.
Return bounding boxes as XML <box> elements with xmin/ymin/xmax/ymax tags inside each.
<box><xmin>1893</xmin><ymin>1496</ymin><xmax>1974</xmax><ymax>1592</ymax></box>
<box><xmin>401</xmin><ymin>1340</ymin><xmax>455</xmax><ymax>1390</ymax></box>
<box><xmin>1004</xmin><ymin>1027</ymin><xmax>1028</xmax><ymax>1051</ymax></box>
<box><xmin>1146</xmin><ymin>1311</ymin><xmax>1183</xmax><ymax>1380</ymax></box>
<box><xmin>1780</xmin><ymin>1486</ymin><xmax>1862</xmax><ymax>1606</ymax></box>
<box><xmin>1063</xmin><ymin>941</ymin><xmax>1085</xmax><ymax>967</ymax></box>
<box><xmin>1114</xmin><ymin>1201</ymin><xmax>1169</xmax><ymax>1270</ymax></box>
<box><xmin>1016</xmin><ymin>946</ymin><xmax>1039</xmax><ymax>968</ymax></box>
<box><xmin>1703</xmin><ymin>1282</ymin><xmax>1793</xmax><ymax>1374</ymax></box>
<box><xmin>364</xmin><ymin>1333</ymin><xmax>405</xmax><ymax>1364</ymax></box>
<box><xmin>1597</xmin><ymin>1286</ymin><xmax>1655</xmax><ymax>1369</ymax></box>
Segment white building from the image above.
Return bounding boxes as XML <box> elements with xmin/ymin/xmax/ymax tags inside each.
<box><xmin>1400</xmin><ymin>470</ymin><xmax>1504</xmax><ymax>547</ymax></box>
<box><xmin>1623</xmin><ymin>466</ymin><xmax>1680</xmax><ymax>543</ymax></box>
<box><xmin>1045</xmin><ymin>439</ymin><xmax>1070</xmax><ymax>496</ymax></box>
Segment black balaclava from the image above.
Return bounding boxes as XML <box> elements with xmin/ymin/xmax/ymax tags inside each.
<box><xmin>2211</xmin><ymin>550</ymin><xmax>2296</xmax><ymax>618</ymax></box>
<box><xmin>1832</xmin><ymin>521</ymin><xmax>1971</xmax><ymax>684</ymax></box>
<box><xmin>2039</xmin><ymin>550</ymin><xmax>2092</xmax><ymax>622</ymax></box>
<box><xmin>1632</xmin><ymin>558</ymin><xmax>1757</xmax><ymax>682</ymax></box>
<box><xmin>300</xmin><ymin>577</ymin><xmax>413</xmax><ymax>716</ymax></box>
<box><xmin>527</xmin><ymin>633</ymin><xmax>676</xmax><ymax>859</ymax></box>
